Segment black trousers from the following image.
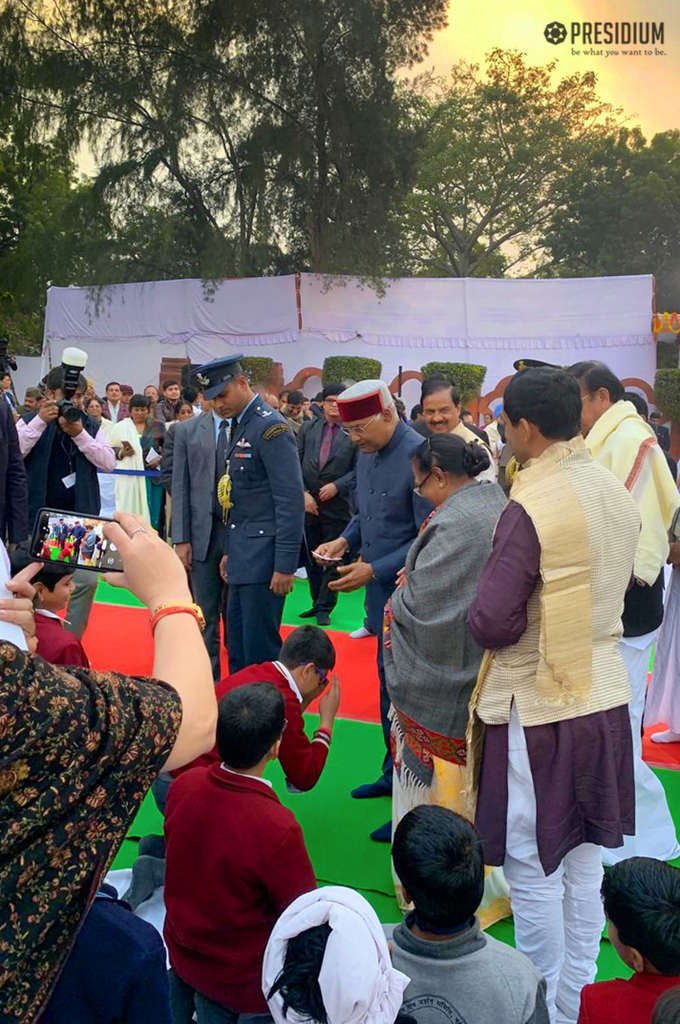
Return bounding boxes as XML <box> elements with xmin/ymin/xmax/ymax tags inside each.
<box><xmin>302</xmin><ymin>512</ymin><xmax>348</xmax><ymax>615</ymax></box>
<box><xmin>227</xmin><ymin>582</ymin><xmax>285</xmax><ymax>673</ymax></box>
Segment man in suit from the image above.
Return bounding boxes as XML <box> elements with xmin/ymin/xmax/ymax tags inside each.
<box><xmin>101</xmin><ymin>382</ymin><xmax>130</xmax><ymax>423</ymax></box>
<box><xmin>297</xmin><ymin>383</ymin><xmax>357</xmax><ymax>626</ymax></box>
<box><xmin>171</xmin><ymin>398</ymin><xmax>228</xmax><ymax>678</ymax></box>
<box><xmin>650</xmin><ymin>410</ymin><xmax>671</xmax><ymax>452</ymax></box>
<box><xmin>0</xmin><ymin>396</ymin><xmax>28</xmax><ymax>547</ymax></box>
<box><xmin>173</xmin><ymin>355</ymin><xmax>304</xmax><ymax>675</ymax></box>
<box><xmin>313</xmin><ymin>380</ymin><xmax>431</xmax><ymax>842</ymax></box>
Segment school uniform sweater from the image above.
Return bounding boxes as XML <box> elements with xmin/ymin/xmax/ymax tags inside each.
<box><xmin>178</xmin><ymin>661</ymin><xmax>330</xmax><ymax>792</ymax></box>
<box><xmin>579</xmin><ymin>973</ymin><xmax>680</xmax><ymax>1024</ymax></box>
<box><xmin>35</xmin><ymin>610</ymin><xmax>90</xmax><ymax>668</ymax></box>
<box><xmin>164</xmin><ymin>765</ymin><xmax>316</xmax><ymax>1013</ymax></box>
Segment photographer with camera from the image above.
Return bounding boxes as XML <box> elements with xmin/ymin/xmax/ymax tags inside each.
<box><xmin>17</xmin><ymin>349</ymin><xmax>116</xmax><ymax>637</ymax></box>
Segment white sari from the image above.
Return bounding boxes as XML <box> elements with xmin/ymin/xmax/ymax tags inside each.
<box><xmin>109</xmin><ymin>418</ymin><xmax>150</xmax><ymax>519</ymax></box>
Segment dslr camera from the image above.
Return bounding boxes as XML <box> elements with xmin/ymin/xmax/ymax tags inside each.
<box><xmin>57</xmin><ymin>347</ymin><xmax>88</xmax><ymax>423</ymax></box>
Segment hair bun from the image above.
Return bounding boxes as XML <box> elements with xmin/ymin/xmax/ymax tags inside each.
<box><xmin>461</xmin><ymin>441</ymin><xmax>490</xmax><ymax>478</ymax></box>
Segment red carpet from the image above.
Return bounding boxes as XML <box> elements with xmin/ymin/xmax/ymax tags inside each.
<box><xmin>83</xmin><ymin>604</ymin><xmax>382</xmax><ymax>723</ymax></box>
<box><xmin>83</xmin><ymin>604</ymin><xmax>680</xmax><ymax>768</ymax></box>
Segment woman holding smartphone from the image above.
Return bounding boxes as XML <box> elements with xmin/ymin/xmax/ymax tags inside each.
<box><xmin>0</xmin><ymin>514</ymin><xmax>216</xmax><ymax>1024</ymax></box>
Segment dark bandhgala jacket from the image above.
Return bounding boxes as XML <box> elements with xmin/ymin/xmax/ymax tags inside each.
<box><xmin>342</xmin><ymin>419</ymin><xmax>431</xmax><ymax>633</ymax></box>
<box><xmin>164</xmin><ymin>765</ymin><xmax>316</xmax><ymax>1014</ymax></box>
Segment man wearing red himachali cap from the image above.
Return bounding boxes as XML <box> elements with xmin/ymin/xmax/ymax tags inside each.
<box><xmin>313</xmin><ymin>380</ymin><xmax>431</xmax><ymax>842</ymax></box>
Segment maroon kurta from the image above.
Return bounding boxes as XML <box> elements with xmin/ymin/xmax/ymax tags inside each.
<box><xmin>468</xmin><ymin>500</ymin><xmax>634</xmax><ymax>875</ymax></box>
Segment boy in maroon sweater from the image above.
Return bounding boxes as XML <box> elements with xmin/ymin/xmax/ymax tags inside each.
<box><xmin>179</xmin><ymin>625</ymin><xmax>341</xmax><ymax>792</ymax></box>
<box><xmin>164</xmin><ymin>682</ymin><xmax>317</xmax><ymax>1019</ymax></box>
<box><xmin>579</xmin><ymin>858</ymin><xmax>680</xmax><ymax>1024</ymax></box>
<box><xmin>10</xmin><ymin>553</ymin><xmax>89</xmax><ymax>667</ymax></box>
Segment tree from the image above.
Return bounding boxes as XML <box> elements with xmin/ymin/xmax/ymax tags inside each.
<box><xmin>541</xmin><ymin>128</ymin><xmax>680</xmax><ymax>311</ymax></box>
<box><xmin>389</xmin><ymin>50</ymin><xmax>622</xmax><ymax>278</ymax></box>
<box><xmin>0</xmin><ymin>0</ymin><xmax>448</xmax><ymax>279</ymax></box>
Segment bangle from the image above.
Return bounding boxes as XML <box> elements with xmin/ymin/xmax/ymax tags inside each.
<box><xmin>150</xmin><ymin>602</ymin><xmax>206</xmax><ymax>634</ymax></box>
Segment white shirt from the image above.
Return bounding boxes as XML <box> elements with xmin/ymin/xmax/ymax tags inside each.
<box><xmin>273</xmin><ymin>660</ymin><xmax>303</xmax><ymax>703</ymax></box>
<box><xmin>219</xmin><ymin>764</ymin><xmax>273</xmax><ymax>789</ymax></box>
<box><xmin>16</xmin><ymin>416</ymin><xmax>116</xmax><ymax>472</ymax></box>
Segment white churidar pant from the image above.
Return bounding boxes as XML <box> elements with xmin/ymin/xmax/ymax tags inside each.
<box><xmin>601</xmin><ymin>635</ymin><xmax>680</xmax><ymax>865</ymax></box>
<box><xmin>503</xmin><ymin>704</ymin><xmax>604</xmax><ymax>1024</ymax></box>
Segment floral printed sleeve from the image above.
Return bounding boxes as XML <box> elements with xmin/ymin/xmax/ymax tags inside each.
<box><xmin>0</xmin><ymin>642</ymin><xmax>182</xmax><ymax>1024</ymax></box>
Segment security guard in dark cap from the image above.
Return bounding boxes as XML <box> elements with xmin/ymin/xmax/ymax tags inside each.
<box><xmin>195</xmin><ymin>354</ymin><xmax>304</xmax><ymax>673</ymax></box>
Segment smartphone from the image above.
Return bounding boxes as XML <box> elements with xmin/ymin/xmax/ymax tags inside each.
<box><xmin>29</xmin><ymin>508</ymin><xmax>124</xmax><ymax>573</ymax></box>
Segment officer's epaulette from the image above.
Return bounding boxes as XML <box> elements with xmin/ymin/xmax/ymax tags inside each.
<box><xmin>262</xmin><ymin>423</ymin><xmax>290</xmax><ymax>441</ymax></box>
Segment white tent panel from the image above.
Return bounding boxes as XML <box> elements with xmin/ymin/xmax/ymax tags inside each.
<box><xmin>41</xmin><ymin>273</ymin><xmax>657</xmax><ymax>399</ymax></box>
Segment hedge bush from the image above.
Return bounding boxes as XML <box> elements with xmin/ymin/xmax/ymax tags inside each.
<box><xmin>240</xmin><ymin>356</ymin><xmax>274</xmax><ymax>385</ymax></box>
<box><xmin>322</xmin><ymin>356</ymin><xmax>382</xmax><ymax>386</ymax></box>
<box><xmin>655</xmin><ymin>369</ymin><xmax>680</xmax><ymax>421</ymax></box>
<box><xmin>420</xmin><ymin>362</ymin><xmax>487</xmax><ymax>404</ymax></box>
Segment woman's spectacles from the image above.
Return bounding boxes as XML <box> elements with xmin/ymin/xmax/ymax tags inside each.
<box><xmin>413</xmin><ymin>473</ymin><xmax>432</xmax><ymax>496</ymax></box>
<box><xmin>341</xmin><ymin>412</ymin><xmax>381</xmax><ymax>437</ymax></box>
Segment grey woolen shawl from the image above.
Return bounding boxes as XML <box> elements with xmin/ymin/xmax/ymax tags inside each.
<box><xmin>384</xmin><ymin>481</ymin><xmax>506</xmax><ymax>777</ymax></box>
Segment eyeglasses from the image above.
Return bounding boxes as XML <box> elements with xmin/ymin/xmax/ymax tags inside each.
<box><xmin>315</xmin><ymin>666</ymin><xmax>329</xmax><ymax>684</ymax></box>
<box><xmin>341</xmin><ymin>412</ymin><xmax>381</xmax><ymax>437</ymax></box>
<box><xmin>413</xmin><ymin>473</ymin><xmax>432</xmax><ymax>496</ymax></box>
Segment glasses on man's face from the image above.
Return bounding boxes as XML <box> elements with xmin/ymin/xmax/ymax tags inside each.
<box><xmin>341</xmin><ymin>412</ymin><xmax>381</xmax><ymax>437</ymax></box>
<box><xmin>314</xmin><ymin>666</ymin><xmax>329</xmax><ymax>685</ymax></box>
<box><xmin>413</xmin><ymin>472</ymin><xmax>432</xmax><ymax>496</ymax></box>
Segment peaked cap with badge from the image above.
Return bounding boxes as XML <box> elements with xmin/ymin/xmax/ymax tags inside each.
<box><xmin>193</xmin><ymin>354</ymin><xmax>247</xmax><ymax>400</ymax></box>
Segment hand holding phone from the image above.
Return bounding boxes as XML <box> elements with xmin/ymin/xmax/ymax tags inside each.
<box><xmin>30</xmin><ymin>509</ymin><xmax>125</xmax><ymax>572</ymax></box>
<box><xmin>312</xmin><ymin>538</ymin><xmax>349</xmax><ymax>565</ymax></box>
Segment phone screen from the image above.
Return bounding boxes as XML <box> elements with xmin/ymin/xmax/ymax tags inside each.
<box><xmin>29</xmin><ymin>509</ymin><xmax>124</xmax><ymax>573</ymax></box>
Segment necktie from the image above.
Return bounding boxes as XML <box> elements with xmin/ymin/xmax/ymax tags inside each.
<box><xmin>229</xmin><ymin>416</ymin><xmax>238</xmax><ymax>443</ymax></box>
<box><xmin>215</xmin><ymin>419</ymin><xmax>228</xmax><ymax>515</ymax></box>
<box><xmin>319</xmin><ymin>422</ymin><xmax>337</xmax><ymax>470</ymax></box>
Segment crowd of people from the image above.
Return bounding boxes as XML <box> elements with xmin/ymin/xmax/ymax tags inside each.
<box><xmin>1</xmin><ymin>353</ymin><xmax>680</xmax><ymax>1024</ymax></box>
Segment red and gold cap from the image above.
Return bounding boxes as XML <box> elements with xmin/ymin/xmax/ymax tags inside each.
<box><xmin>337</xmin><ymin>380</ymin><xmax>393</xmax><ymax>423</ymax></box>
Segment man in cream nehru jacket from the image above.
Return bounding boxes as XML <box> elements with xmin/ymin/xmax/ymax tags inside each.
<box><xmin>313</xmin><ymin>380</ymin><xmax>431</xmax><ymax>842</ymax></box>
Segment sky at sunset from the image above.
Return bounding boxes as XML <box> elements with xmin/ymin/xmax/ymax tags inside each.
<box><xmin>421</xmin><ymin>0</ymin><xmax>679</xmax><ymax>137</ymax></box>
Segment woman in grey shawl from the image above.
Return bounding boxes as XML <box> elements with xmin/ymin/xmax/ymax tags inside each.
<box><xmin>383</xmin><ymin>434</ymin><xmax>509</xmax><ymax>924</ymax></box>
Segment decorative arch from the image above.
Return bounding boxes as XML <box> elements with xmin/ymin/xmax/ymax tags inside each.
<box><xmin>285</xmin><ymin>366</ymin><xmax>323</xmax><ymax>392</ymax></box>
<box><xmin>389</xmin><ymin>369</ymin><xmax>423</xmax><ymax>394</ymax></box>
<box><xmin>478</xmin><ymin>375</ymin><xmax>514</xmax><ymax>419</ymax></box>
<box><xmin>621</xmin><ymin>377</ymin><xmax>655</xmax><ymax>405</ymax></box>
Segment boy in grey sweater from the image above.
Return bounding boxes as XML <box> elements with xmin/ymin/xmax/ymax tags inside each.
<box><xmin>391</xmin><ymin>806</ymin><xmax>549</xmax><ymax>1024</ymax></box>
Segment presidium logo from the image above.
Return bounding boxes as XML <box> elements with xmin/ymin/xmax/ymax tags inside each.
<box><xmin>544</xmin><ymin>20</ymin><xmax>664</xmax><ymax>46</ymax></box>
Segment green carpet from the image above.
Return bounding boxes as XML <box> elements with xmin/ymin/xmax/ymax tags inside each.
<box><xmin>113</xmin><ymin>713</ymin><xmax>680</xmax><ymax>982</ymax></box>
<box><xmin>102</xmin><ymin>576</ymin><xmax>679</xmax><ymax>982</ymax></box>
<box><xmin>95</xmin><ymin>577</ymin><xmax>368</xmax><ymax>630</ymax></box>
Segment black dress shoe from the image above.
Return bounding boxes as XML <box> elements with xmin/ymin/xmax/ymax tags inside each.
<box><xmin>351</xmin><ymin>777</ymin><xmax>392</xmax><ymax>799</ymax></box>
<box><xmin>316</xmin><ymin>613</ymin><xmax>331</xmax><ymax>626</ymax></box>
<box><xmin>370</xmin><ymin>820</ymin><xmax>392</xmax><ymax>843</ymax></box>
<box><xmin>299</xmin><ymin>608</ymin><xmax>317</xmax><ymax>619</ymax></box>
